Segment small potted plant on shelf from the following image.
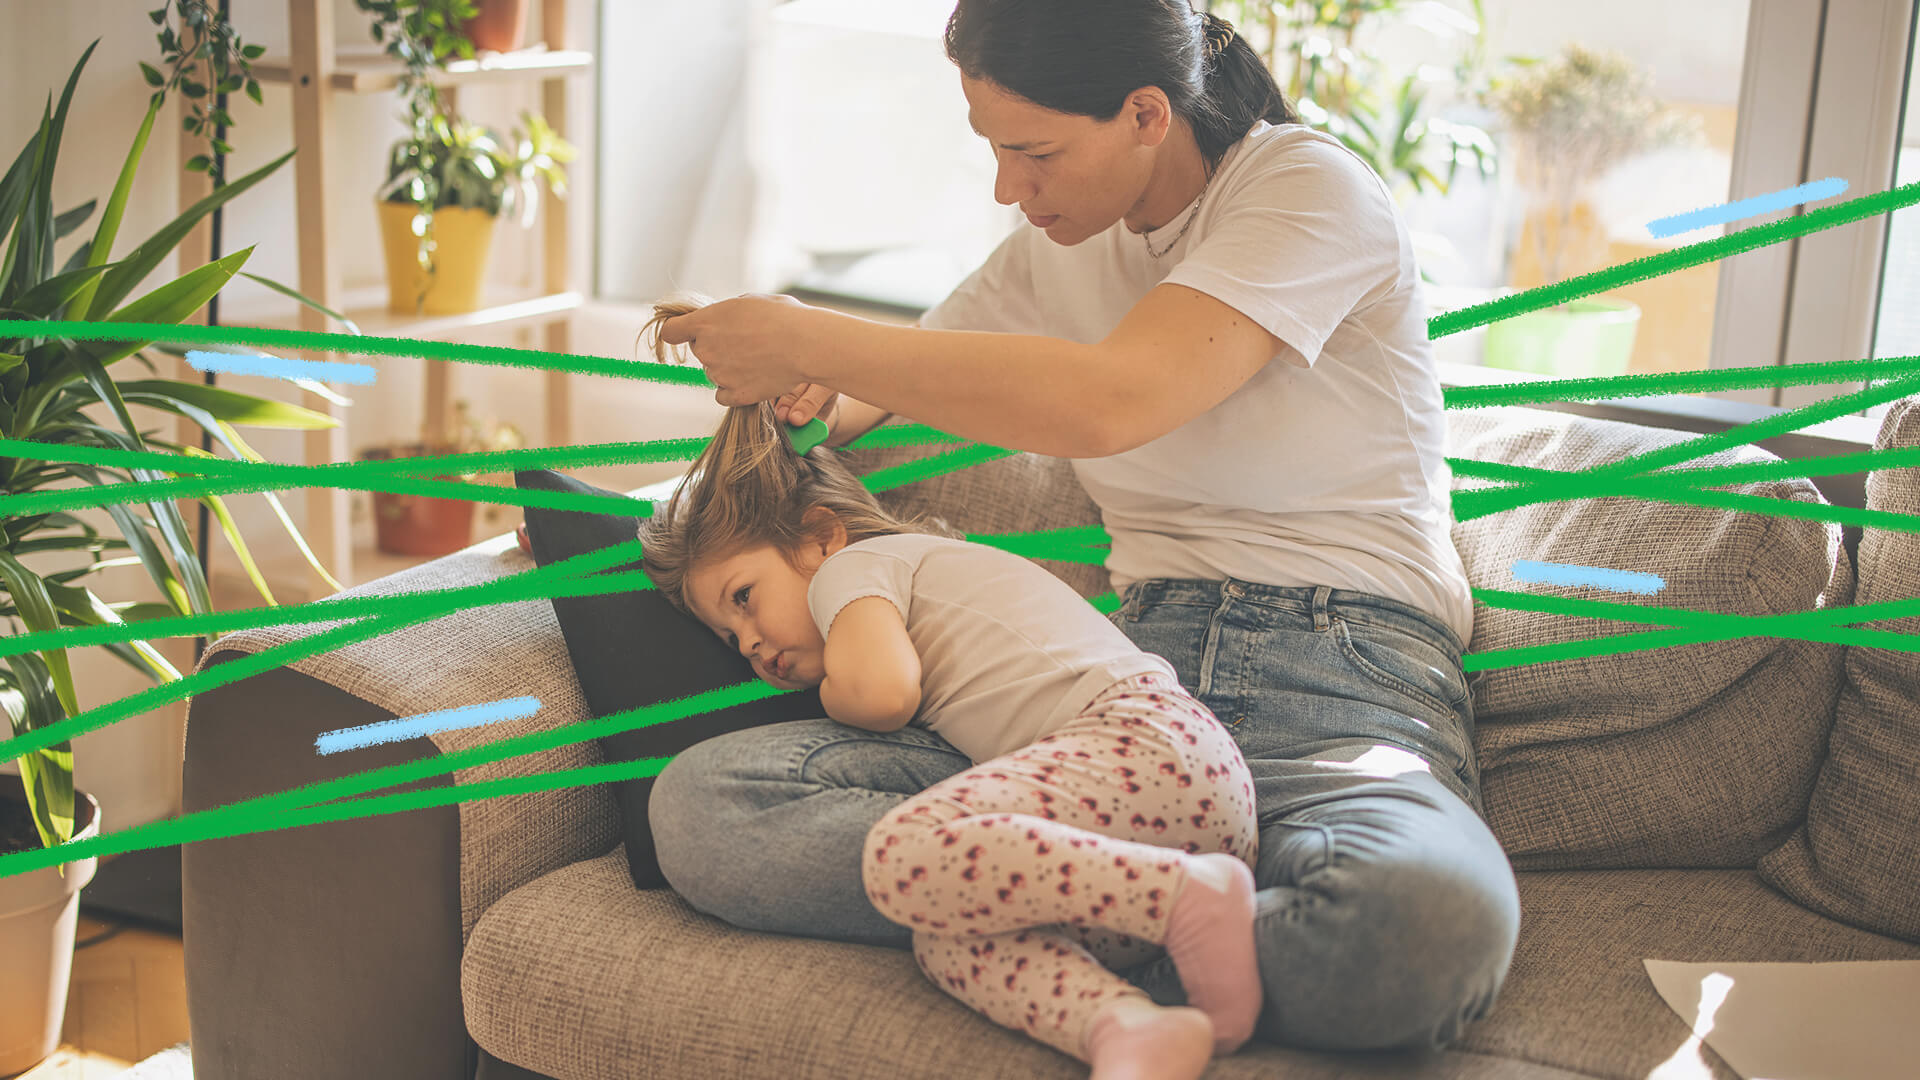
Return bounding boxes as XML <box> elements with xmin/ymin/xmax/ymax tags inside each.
<box><xmin>355</xmin><ymin>0</ymin><xmax>576</xmax><ymax>315</ymax></box>
<box><xmin>361</xmin><ymin>400</ymin><xmax>525</xmax><ymax>557</ymax></box>
<box><xmin>1479</xmin><ymin>43</ymin><xmax>1702</xmax><ymax>378</ymax></box>
<box><xmin>465</xmin><ymin>0</ymin><xmax>530</xmax><ymax>53</ymax></box>
<box><xmin>2</xmin><ymin>13</ymin><xmax>342</xmax><ymax>1074</ymax></box>
<box><xmin>375</xmin><ymin>109</ymin><xmax>575</xmax><ymax>315</ymax></box>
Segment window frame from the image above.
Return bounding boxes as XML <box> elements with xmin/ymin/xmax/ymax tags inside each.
<box><xmin>1721</xmin><ymin>0</ymin><xmax>1920</xmax><ymax>413</ymax></box>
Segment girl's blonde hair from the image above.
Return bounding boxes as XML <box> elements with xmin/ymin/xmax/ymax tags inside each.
<box><xmin>637</xmin><ymin>295</ymin><xmax>962</xmax><ymax>616</ymax></box>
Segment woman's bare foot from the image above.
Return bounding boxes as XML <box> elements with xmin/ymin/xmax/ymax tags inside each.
<box><xmin>1163</xmin><ymin>852</ymin><xmax>1262</xmax><ymax>1055</ymax></box>
<box><xmin>1082</xmin><ymin>995</ymin><xmax>1213</xmax><ymax>1080</ymax></box>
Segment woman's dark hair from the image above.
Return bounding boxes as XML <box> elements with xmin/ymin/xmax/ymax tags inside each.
<box><xmin>944</xmin><ymin>1</ymin><xmax>1296</xmax><ymax>170</ymax></box>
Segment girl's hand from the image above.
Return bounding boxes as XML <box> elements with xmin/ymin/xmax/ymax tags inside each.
<box><xmin>656</xmin><ymin>293</ymin><xmax>836</xmax><ymax>407</ymax></box>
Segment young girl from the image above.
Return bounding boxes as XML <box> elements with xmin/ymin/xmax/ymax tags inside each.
<box><xmin>638</xmin><ymin>299</ymin><xmax>1263</xmax><ymax>1080</ymax></box>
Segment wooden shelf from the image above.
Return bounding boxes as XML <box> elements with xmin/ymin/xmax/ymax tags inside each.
<box><xmin>238</xmin><ymin>288</ymin><xmax>584</xmax><ymax>342</ymax></box>
<box><xmin>252</xmin><ymin>46</ymin><xmax>592</xmax><ymax>93</ymax></box>
<box><xmin>224</xmin><ymin>0</ymin><xmax>583</xmax><ymax>600</ymax></box>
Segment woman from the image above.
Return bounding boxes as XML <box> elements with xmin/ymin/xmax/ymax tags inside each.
<box><xmin>649</xmin><ymin>0</ymin><xmax>1520</xmax><ymax>1055</ymax></box>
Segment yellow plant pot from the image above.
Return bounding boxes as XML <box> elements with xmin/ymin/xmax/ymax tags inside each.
<box><xmin>376</xmin><ymin>201</ymin><xmax>498</xmax><ymax>315</ymax></box>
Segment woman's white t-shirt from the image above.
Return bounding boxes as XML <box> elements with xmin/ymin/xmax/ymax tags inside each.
<box><xmin>918</xmin><ymin>120</ymin><xmax>1472</xmax><ymax>647</ymax></box>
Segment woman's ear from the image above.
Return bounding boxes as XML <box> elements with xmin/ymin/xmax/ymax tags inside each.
<box><xmin>1124</xmin><ymin>85</ymin><xmax>1173</xmax><ymax>148</ymax></box>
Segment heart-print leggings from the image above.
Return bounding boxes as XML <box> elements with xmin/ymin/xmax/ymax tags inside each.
<box><xmin>861</xmin><ymin>669</ymin><xmax>1259</xmax><ymax>1062</ymax></box>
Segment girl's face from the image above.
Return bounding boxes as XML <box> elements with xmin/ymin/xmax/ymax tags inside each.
<box><xmin>684</xmin><ymin>533</ymin><xmax>846</xmax><ymax>691</ymax></box>
<box><xmin>961</xmin><ymin>73</ymin><xmax>1167</xmax><ymax>246</ymax></box>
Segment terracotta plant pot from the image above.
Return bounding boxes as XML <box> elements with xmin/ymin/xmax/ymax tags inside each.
<box><xmin>465</xmin><ymin>0</ymin><xmax>529</xmax><ymax>53</ymax></box>
<box><xmin>0</xmin><ymin>788</ymin><xmax>101</xmax><ymax>1076</ymax></box>
<box><xmin>363</xmin><ymin>444</ymin><xmax>479</xmax><ymax>558</ymax></box>
<box><xmin>376</xmin><ymin>201</ymin><xmax>498</xmax><ymax>316</ymax></box>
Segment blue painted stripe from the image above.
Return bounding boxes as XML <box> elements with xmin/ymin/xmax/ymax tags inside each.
<box><xmin>315</xmin><ymin>696</ymin><xmax>542</xmax><ymax>755</ymax></box>
<box><xmin>185</xmin><ymin>349</ymin><xmax>377</xmax><ymax>385</ymax></box>
<box><xmin>1510</xmin><ymin>559</ymin><xmax>1666</xmax><ymax>596</ymax></box>
<box><xmin>1647</xmin><ymin>177</ymin><xmax>1849</xmax><ymax>239</ymax></box>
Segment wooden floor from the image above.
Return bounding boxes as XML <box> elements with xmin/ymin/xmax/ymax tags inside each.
<box><xmin>7</xmin><ymin>915</ymin><xmax>189</xmax><ymax>1080</ymax></box>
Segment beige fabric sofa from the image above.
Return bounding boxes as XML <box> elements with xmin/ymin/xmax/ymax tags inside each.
<box><xmin>180</xmin><ymin>400</ymin><xmax>1920</xmax><ymax>1080</ymax></box>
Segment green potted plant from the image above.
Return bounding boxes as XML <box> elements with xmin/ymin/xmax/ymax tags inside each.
<box><xmin>1208</xmin><ymin>0</ymin><xmax>1501</xmax><ymax>203</ymax></box>
<box><xmin>361</xmin><ymin>399</ymin><xmax>524</xmax><ymax>557</ymax></box>
<box><xmin>355</xmin><ymin>0</ymin><xmax>576</xmax><ymax>315</ymax></box>
<box><xmin>0</xmin><ymin>14</ymin><xmax>342</xmax><ymax>1073</ymax></box>
<box><xmin>1479</xmin><ymin>43</ymin><xmax>1703</xmax><ymax>377</ymax></box>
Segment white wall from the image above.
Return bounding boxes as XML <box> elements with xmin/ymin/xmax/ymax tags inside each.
<box><xmin>595</xmin><ymin>0</ymin><xmax>761</xmax><ymax>300</ymax></box>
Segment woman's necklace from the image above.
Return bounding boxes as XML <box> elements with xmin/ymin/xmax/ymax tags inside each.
<box><xmin>1142</xmin><ymin>169</ymin><xmax>1213</xmax><ymax>260</ymax></box>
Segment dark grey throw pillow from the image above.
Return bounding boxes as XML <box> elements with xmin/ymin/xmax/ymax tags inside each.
<box><xmin>514</xmin><ymin>469</ymin><xmax>823</xmax><ymax>890</ymax></box>
<box><xmin>1758</xmin><ymin>397</ymin><xmax>1920</xmax><ymax>942</ymax></box>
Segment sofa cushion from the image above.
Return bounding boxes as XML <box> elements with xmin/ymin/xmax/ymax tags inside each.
<box><xmin>1442</xmin><ymin>407</ymin><xmax>1853</xmax><ymax>869</ymax></box>
<box><xmin>460</xmin><ymin>849</ymin><xmax>1594</xmax><ymax>1080</ymax></box>
<box><xmin>1757</xmin><ymin>396</ymin><xmax>1920</xmax><ymax>943</ymax></box>
<box><xmin>840</xmin><ymin>418</ymin><xmax>1111</xmax><ymax>599</ymax></box>
<box><xmin>514</xmin><ymin>469</ymin><xmax>828</xmax><ymax>891</ymax></box>
<box><xmin>1457</xmin><ymin>868</ymin><xmax>1920</xmax><ymax>1080</ymax></box>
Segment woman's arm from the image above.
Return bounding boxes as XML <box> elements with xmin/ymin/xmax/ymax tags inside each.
<box><xmin>818</xmin><ymin>596</ymin><xmax>923</xmax><ymax>731</ymax></box>
<box><xmin>662</xmin><ymin>284</ymin><xmax>1279</xmax><ymax>458</ymax></box>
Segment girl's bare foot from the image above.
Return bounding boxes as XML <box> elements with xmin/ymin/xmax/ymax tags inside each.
<box><xmin>1082</xmin><ymin>995</ymin><xmax>1213</xmax><ymax>1080</ymax></box>
<box><xmin>1163</xmin><ymin>852</ymin><xmax>1262</xmax><ymax>1055</ymax></box>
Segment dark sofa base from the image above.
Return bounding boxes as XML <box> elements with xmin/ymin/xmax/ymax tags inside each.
<box><xmin>476</xmin><ymin>1049</ymin><xmax>560</xmax><ymax>1080</ymax></box>
<box><xmin>181</xmin><ymin>653</ymin><xmax>477</xmax><ymax>1080</ymax></box>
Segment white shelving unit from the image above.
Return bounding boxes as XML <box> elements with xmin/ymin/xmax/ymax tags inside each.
<box><xmin>177</xmin><ymin>0</ymin><xmax>589</xmax><ymax>603</ymax></box>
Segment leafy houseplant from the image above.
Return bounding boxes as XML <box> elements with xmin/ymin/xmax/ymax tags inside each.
<box><xmin>355</xmin><ymin>0</ymin><xmax>576</xmax><ymax>316</ymax></box>
<box><xmin>1478</xmin><ymin>43</ymin><xmax>1704</xmax><ymax>377</ymax></box>
<box><xmin>1207</xmin><ymin>0</ymin><xmax>1500</xmax><ymax>201</ymax></box>
<box><xmin>1</xmin><ymin>26</ymin><xmax>343</xmax><ymax>1078</ymax></box>
<box><xmin>361</xmin><ymin>399</ymin><xmax>524</xmax><ymax>557</ymax></box>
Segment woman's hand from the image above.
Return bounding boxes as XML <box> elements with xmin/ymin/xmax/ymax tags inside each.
<box><xmin>656</xmin><ymin>293</ymin><xmax>838</xmax><ymax>407</ymax></box>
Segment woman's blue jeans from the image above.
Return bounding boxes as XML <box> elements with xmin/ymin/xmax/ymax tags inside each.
<box><xmin>650</xmin><ymin>578</ymin><xmax>1521</xmax><ymax>1052</ymax></box>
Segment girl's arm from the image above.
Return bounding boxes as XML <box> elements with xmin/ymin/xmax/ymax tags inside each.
<box><xmin>819</xmin><ymin>596</ymin><xmax>923</xmax><ymax>732</ymax></box>
<box><xmin>823</xmin><ymin>395</ymin><xmax>891</xmax><ymax>449</ymax></box>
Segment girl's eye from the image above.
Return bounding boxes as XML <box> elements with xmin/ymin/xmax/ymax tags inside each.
<box><xmin>734</xmin><ymin>585</ymin><xmax>751</xmax><ymax>606</ymax></box>
<box><xmin>1028</xmin><ymin>152</ymin><xmax>1052</xmax><ymax>161</ymax></box>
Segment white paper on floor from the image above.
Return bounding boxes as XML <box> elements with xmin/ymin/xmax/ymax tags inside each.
<box><xmin>1644</xmin><ymin>959</ymin><xmax>1920</xmax><ymax>1080</ymax></box>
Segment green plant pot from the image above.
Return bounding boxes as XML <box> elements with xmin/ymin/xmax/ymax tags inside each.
<box><xmin>1482</xmin><ymin>297</ymin><xmax>1642</xmax><ymax>379</ymax></box>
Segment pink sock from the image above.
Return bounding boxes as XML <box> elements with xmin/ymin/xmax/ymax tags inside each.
<box><xmin>1161</xmin><ymin>852</ymin><xmax>1262</xmax><ymax>1055</ymax></box>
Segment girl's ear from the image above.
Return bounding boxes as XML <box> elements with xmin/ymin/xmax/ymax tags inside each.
<box><xmin>801</xmin><ymin>505</ymin><xmax>850</xmax><ymax>559</ymax></box>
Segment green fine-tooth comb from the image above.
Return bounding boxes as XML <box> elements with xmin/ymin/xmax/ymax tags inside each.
<box><xmin>786</xmin><ymin>416</ymin><xmax>831</xmax><ymax>455</ymax></box>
